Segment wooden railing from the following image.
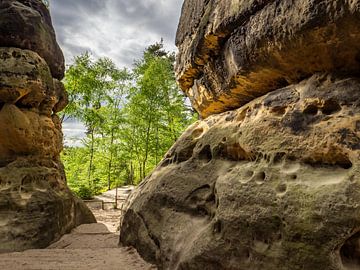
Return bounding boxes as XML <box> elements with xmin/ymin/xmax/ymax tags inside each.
<box><xmin>83</xmin><ymin>198</ymin><xmax>127</xmax><ymax>211</ymax></box>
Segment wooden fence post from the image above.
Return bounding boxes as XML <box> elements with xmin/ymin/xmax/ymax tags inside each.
<box><xmin>115</xmin><ymin>186</ymin><xmax>118</xmax><ymax>209</ymax></box>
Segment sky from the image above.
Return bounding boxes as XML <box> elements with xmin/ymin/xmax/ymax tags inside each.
<box><xmin>49</xmin><ymin>0</ymin><xmax>184</xmax><ymax>146</ymax></box>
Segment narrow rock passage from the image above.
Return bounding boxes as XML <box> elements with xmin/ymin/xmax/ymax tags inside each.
<box><xmin>0</xmin><ymin>214</ymin><xmax>155</xmax><ymax>270</ymax></box>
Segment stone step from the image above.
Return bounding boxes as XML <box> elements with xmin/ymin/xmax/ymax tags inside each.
<box><xmin>0</xmin><ymin>248</ymin><xmax>154</xmax><ymax>270</ymax></box>
<box><xmin>0</xmin><ymin>224</ymin><xmax>155</xmax><ymax>270</ymax></box>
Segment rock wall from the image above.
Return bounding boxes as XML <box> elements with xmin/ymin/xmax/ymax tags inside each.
<box><xmin>121</xmin><ymin>0</ymin><xmax>360</xmax><ymax>269</ymax></box>
<box><xmin>0</xmin><ymin>0</ymin><xmax>95</xmax><ymax>252</ymax></box>
<box><xmin>175</xmin><ymin>0</ymin><xmax>360</xmax><ymax>118</ymax></box>
<box><xmin>120</xmin><ymin>74</ymin><xmax>360</xmax><ymax>269</ymax></box>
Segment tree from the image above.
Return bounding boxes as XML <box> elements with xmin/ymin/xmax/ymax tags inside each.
<box><xmin>123</xmin><ymin>41</ymin><xmax>194</xmax><ymax>179</ymax></box>
<box><xmin>62</xmin><ymin>53</ymin><xmax>130</xmax><ymax>194</ymax></box>
<box><xmin>61</xmin><ymin>43</ymin><xmax>195</xmax><ymax>199</ymax></box>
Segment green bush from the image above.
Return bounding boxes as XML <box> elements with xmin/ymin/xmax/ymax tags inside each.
<box><xmin>75</xmin><ymin>185</ymin><xmax>94</xmax><ymax>200</ymax></box>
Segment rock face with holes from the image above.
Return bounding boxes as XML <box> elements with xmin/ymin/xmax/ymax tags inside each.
<box><xmin>0</xmin><ymin>1</ymin><xmax>95</xmax><ymax>253</ymax></box>
<box><xmin>120</xmin><ymin>1</ymin><xmax>360</xmax><ymax>269</ymax></box>
<box><xmin>120</xmin><ymin>74</ymin><xmax>360</xmax><ymax>269</ymax></box>
<box><xmin>175</xmin><ymin>0</ymin><xmax>360</xmax><ymax>118</ymax></box>
<box><xmin>0</xmin><ymin>0</ymin><xmax>65</xmax><ymax>79</ymax></box>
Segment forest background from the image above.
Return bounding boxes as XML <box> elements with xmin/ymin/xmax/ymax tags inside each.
<box><xmin>61</xmin><ymin>42</ymin><xmax>196</xmax><ymax>199</ymax></box>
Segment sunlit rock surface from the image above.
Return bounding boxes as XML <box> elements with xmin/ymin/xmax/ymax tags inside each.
<box><xmin>0</xmin><ymin>0</ymin><xmax>95</xmax><ymax>253</ymax></box>
<box><xmin>175</xmin><ymin>0</ymin><xmax>360</xmax><ymax>118</ymax></box>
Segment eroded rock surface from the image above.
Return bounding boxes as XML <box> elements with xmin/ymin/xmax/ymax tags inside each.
<box><xmin>121</xmin><ymin>1</ymin><xmax>360</xmax><ymax>269</ymax></box>
<box><xmin>120</xmin><ymin>74</ymin><xmax>360</xmax><ymax>270</ymax></box>
<box><xmin>176</xmin><ymin>0</ymin><xmax>360</xmax><ymax>118</ymax></box>
<box><xmin>0</xmin><ymin>0</ymin><xmax>65</xmax><ymax>79</ymax></box>
<box><xmin>0</xmin><ymin>0</ymin><xmax>95</xmax><ymax>253</ymax></box>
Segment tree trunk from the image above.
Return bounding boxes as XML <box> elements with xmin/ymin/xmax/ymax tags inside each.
<box><xmin>107</xmin><ymin>129</ymin><xmax>115</xmax><ymax>190</ymax></box>
<box><xmin>129</xmin><ymin>161</ymin><xmax>134</xmax><ymax>185</ymax></box>
<box><xmin>139</xmin><ymin>161</ymin><xmax>142</xmax><ymax>182</ymax></box>
<box><xmin>87</xmin><ymin>126</ymin><xmax>95</xmax><ymax>189</ymax></box>
<box><xmin>142</xmin><ymin>118</ymin><xmax>152</xmax><ymax>179</ymax></box>
<box><xmin>155</xmin><ymin>126</ymin><xmax>159</xmax><ymax>164</ymax></box>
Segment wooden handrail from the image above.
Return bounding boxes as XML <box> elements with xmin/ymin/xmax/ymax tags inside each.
<box><xmin>83</xmin><ymin>198</ymin><xmax>127</xmax><ymax>210</ymax></box>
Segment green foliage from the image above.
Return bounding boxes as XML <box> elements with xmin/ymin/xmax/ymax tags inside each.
<box><xmin>61</xmin><ymin>42</ymin><xmax>196</xmax><ymax>198</ymax></box>
<box><xmin>76</xmin><ymin>185</ymin><xmax>93</xmax><ymax>200</ymax></box>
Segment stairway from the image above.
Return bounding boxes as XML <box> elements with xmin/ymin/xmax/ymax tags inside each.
<box><xmin>0</xmin><ymin>224</ymin><xmax>155</xmax><ymax>270</ymax></box>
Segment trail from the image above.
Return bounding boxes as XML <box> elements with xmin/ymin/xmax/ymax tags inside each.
<box><xmin>0</xmin><ymin>207</ymin><xmax>155</xmax><ymax>270</ymax></box>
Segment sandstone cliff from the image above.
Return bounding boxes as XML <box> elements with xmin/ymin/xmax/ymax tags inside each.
<box><xmin>120</xmin><ymin>1</ymin><xmax>360</xmax><ymax>269</ymax></box>
<box><xmin>121</xmin><ymin>73</ymin><xmax>360</xmax><ymax>269</ymax></box>
<box><xmin>0</xmin><ymin>0</ymin><xmax>95</xmax><ymax>252</ymax></box>
<box><xmin>176</xmin><ymin>0</ymin><xmax>360</xmax><ymax>118</ymax></box>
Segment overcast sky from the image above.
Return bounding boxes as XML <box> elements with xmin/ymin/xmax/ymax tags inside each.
<box><xmin>49</xmin><ymin>0</ymin><xmax>184</xmax><ymax>145</ymax></box>
<box><xmin>50</xmin><ymin>0</ymin><xmax>183</xmax><ymax>67</ymax></box>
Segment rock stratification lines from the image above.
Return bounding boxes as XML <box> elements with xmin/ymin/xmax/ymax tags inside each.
<box><xmin>120</xmin><ymin>1</ymin><xmax>360</xmax><ymax>269</ymax></box>
<box><xmin>176</xmin><ymin>0</ymin><xmax>360</xmax><ymax>119</ymax></box>
<box><xmin>0</xmin><ymin>0</ymin><xmax>95</xmax><ymax>252</ymax></box>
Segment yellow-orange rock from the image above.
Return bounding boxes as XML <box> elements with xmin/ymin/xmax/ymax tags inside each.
<box><xmin>175</xmin><ymin>0</ymin><xmax>360</xmax><ymax>118</ymax></box>
<box><xmin>0</xmin><ymin>48</ymin><xmax>53</xmax><ymax>107</ymax></box>
<box><xmin>0</xmin><ymin>3</ymin><xmax>95</xmax><ymax>252</ymax></box>
<box><xmin>0</xmin><ymin>105</ymin><xmax>62</xmax><ymax>162</ymax></box>
<box><xmin>121</xmin><ymin>1</ymin><xmax>360</xmax><ymax>269</ymax></box>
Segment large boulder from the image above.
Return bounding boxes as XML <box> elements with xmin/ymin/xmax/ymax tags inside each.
<box><xmin>0</xmin><ymin>0</ymin><xmax>65</xmax><ymax>79</ymax></box>
<box><xmin>0</xmin><ymin>48</ymin><xmax>54</xmax><ymax>108</ymax></box>
<box><xmin>0</xmin><ymin>47</ymin><xmax>68</xmax><ymax>117</ymax></box>
<box><xmin>176</xmin><ymin>0</ymin><xmax>360</xmax><ymax>118</ymax></box>
<box><xmin>0</xmin><ymin>104</ymin><xmax>63</xmax><ymax>162</ymax></box>
<box><xmin>120</xmin><ymin>74</ymin><xmax>360</xmax><ymax>269</ymax></box>
<box><xmin>121</xmin><ymin>1</ymin><xmax>360</xmax><ymax>269</ymax></box>
<box><xmin>0</xmin><ymin>1</ymin><xmax>96</xmax><ymax>252</ymax></box>
<box><xmin>0</xmin><ymin>158</ymin><xmax>95</xmax><ymax>252</ymax></box>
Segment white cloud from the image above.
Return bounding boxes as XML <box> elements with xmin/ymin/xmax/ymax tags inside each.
<box><xmin>50</xmin><ymin>0</ymin><xmax>184</xmax><ymax>146</ymax></box>
<box><xmin>62</xmin><ymin>119</ymin><xmax>86</xmax><ymax>147</ymax></box>
<box><xmin>50</xmin><ymin>0</ymin><xmax>183</xmax><ymax>67</ymax></box>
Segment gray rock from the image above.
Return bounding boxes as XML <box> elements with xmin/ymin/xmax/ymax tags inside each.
<box><xmin>120</xmin><ymin>74</ymin><xmax>360</xmax><ymax>270</ymax></box>
<box><xmin>0</xmin><ymin>0</ymin><xmax>65</xmax><ymax>79</ymax></box>
<box><xmin>0</xmin><ymin>158</ymin><xmax>95</xmax><ymax>253</ymax></box>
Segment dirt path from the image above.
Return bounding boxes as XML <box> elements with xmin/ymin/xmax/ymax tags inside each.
<box><xmin>91</xmin><ymin>208</ymin><xmax>122</xmax><ymax>233</ymax></box>
<box><xmin>0</xmin><ymin>209</ymin><xmax>155</xmax><ymax>270</ymax></box>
